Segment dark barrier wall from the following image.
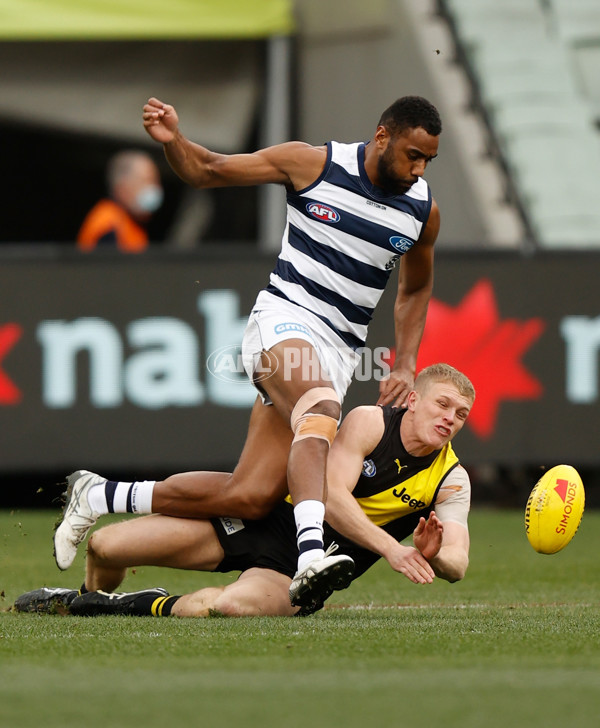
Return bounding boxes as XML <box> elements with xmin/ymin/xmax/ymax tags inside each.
<box><xmin>0</xmin><ymin>251</ymin><xmax>599</xmax><ymax>474</ymax></box>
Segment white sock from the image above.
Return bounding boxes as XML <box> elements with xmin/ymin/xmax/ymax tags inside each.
<box><xmin>87</xmin><ymin>484</ymin><xmax>110</xmax><ymax>515</ymax></box>
<box><xmin>87</xmin><ymin>480</ymin><xmax>155</xmax><ymax>515</ymax></box>
<box><xmin>294</xmin><ymin>499</ymin><xmax>325</xmax><ymax>572</ymax></box>
<box><xmin>129</xmin><ymin>481</ymin><xmax>155</xmax><ymax>514</ymax></box>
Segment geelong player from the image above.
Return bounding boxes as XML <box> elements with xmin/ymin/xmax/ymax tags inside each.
<box><xmin>54</xmin><ymin>96</ymin><xmax>443</xmax><ymax>610</ymax></box>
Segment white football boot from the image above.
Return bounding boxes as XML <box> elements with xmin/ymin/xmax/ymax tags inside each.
<box><xmin>289</xmin><ymin>542</ymin><xmax>355</xmax><ymax>610</ymax></box>
<box><xmin>53</xmin><ymin>470</ymin><xmax>106</xmax><ymax>570</ymax></box>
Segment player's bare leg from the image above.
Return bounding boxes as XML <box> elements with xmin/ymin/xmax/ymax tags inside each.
<box><xmin>151</xmin><ymin>398</ymin><xmax>292</xmax><ymax>519</ymax></box>
<box><xmin>257</xmin><ymin>340</ymin><xmax>355</xmax><ymax>608</ymax></box>
<box><xmin>84</xmin><ymin>514</ymin><xmax>225</xmax><ymax>592</ymax></box>
<box><xmin>174</xmin><ymin>568</ymin><xmax>298</xmax><ymax>618</ymax></box>
<box><xmin>53</xmin><ymin>398</ymin><xmax>292</xmax><ymax>570</ymax></box>
<box><xmin>66</xmin><ymin>514</ymin><xmax>227</xmax><ymax>617</ymax></box>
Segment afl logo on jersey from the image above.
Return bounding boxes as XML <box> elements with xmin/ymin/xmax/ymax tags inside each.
<box><xmin>362</xmin><ymin>459</ymin><xmax>377</xmax><ymax>477</ymax></box>
<box><xmin>306</xmin><ymin>202</ymin><xmax>340</xmax><ymax>223</ymax></box>
<box><xmin>389</xmin><ymin>235</ymin><xmax>414</xmax><ymax>253</ymax></box>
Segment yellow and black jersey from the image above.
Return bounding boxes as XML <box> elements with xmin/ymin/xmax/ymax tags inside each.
<box><xmin>323</xmin><ymin>405</ymin><xmax>461</xmax><ymax>578</ymax></box>
<box><xmin>353</xmin><ymin>406</ymin><xmax>460</xmax><ymax>527</ymax></box>
<box><xmin>213</xmin><ymin>405</ymin><xmax>464</xmax><ymax>583</ymax></box>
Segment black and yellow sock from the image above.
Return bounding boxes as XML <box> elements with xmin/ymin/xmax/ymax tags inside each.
<box><xmin>150</xmin><ymin>595</ymin><xmax>180</xmax><ymax>616</ymax></box>
<box><xmin>117</xmin><ymin>592</ymin><xmax>181</xmax><ymax>616</ymax></box>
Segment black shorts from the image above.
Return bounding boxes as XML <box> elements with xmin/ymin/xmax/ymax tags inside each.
<box><xmin>211</xmin><ymin>500</ymin><xmax>427</xmax><ymax>581</ymax></box>
<box><xmin>211</xmin><ymin>501</ymin><xmax>299</xmax><ymax>578</ymax></box>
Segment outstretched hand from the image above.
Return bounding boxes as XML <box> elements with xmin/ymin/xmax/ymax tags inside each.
<box><xmin>412</xmin><ymin>511</ymin><xmax>444</xmax><ymax>561</ymax></box>
<box><xmin>376</xmin><ymin>366</ymin><xmax>414</xmax><ymax>408</ymax></box>
<box><xmin>143</xmin><ymin>97</ymin><xmax>179</xmax><ymax>144</ymax></box>
<box><xmin>386</xmin><ymin>544</ymin><xmax>435</xmax><ymax>584</ymax></box>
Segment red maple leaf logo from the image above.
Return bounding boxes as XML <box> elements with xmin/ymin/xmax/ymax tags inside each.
<box><xmin>554</xmin><ymin>479</ymin><xmax>568</xmax><ymax>503</ymax></box>
<box><xmin>386</xmin><ymin>279</ymin><xmax>545</xmax><ymax>439</ymax></box>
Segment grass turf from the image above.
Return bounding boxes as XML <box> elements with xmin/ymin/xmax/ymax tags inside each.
<box><xmin>1</xmin><ymin>508</ymin><xmax>599</xmax><ymax>728</ymax></box>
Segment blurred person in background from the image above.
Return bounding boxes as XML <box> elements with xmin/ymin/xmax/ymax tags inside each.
<box><xmin>76</xmin><ymin>150</ymin><xmax>163</xmax><ymax>253</ymax></box>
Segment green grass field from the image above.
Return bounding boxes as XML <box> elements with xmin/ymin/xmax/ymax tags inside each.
<box><xmin>1</xmin><ymin>508</ymin><xmax>599</xmax><ymax>728</ymax></box>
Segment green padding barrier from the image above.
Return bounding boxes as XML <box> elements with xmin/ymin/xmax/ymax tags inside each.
<box><xmin>0</xmin><ymin>0</ymin><xmax>294</xmax><ymax>40</ymax></box>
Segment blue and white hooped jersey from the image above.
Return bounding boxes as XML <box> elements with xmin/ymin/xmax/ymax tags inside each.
<box><xmin>263</xmin><ymin>140</ymin><xmax>433</xmax><ymax>351</ymax></box>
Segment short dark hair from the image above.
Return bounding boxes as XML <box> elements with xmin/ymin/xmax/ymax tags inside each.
<box><xmin>378</xmin><ymin>96</ymin><xmax>442</xmax><ymax>137</ymax></box>
<box><xmin>106</xmin><ymin>150</ymin><xmax>156</xmax><ymax>193</ymax></box>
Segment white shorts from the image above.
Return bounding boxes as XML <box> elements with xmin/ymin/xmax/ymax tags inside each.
<box><xmin>241</xmin><ymin>291</ymin><xmax>360</xmax><ymax>405</ymax></box>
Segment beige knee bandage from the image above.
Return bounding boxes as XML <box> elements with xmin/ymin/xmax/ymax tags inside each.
<box><xmin>292</xmin><ymin>413</ymin><xmax>338</xmax><ymax>446</ymax></box>
<box><xmin>290</xmin><ymin>388</ymin><xmax>340</xmax><ymax>447</ymax></box>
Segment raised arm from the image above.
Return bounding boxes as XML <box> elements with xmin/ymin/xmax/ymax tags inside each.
<box><xmin>377</xmin><ymin>199</ymin><xmax>439</xmax><ymax>407</ymax></box>
<box><xmin>325</xmin><ymin>407</ymin><xmax>435</xmax><ymax>584</ymax></box>
<box><xmin>142</xmin><ymin>97</ymin><xmax>326</xmax><ymax>191</ymax></box>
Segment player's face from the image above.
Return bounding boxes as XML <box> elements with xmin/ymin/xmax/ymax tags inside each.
<box><xmin>376</xmin><ymin>126</ymin><xmax>439</xmax><ymax>195</ymax></box>
<box><xmin>409</xmin><ymin>381</ymin><xmax>472</xmax><ymax>452</ymax></box>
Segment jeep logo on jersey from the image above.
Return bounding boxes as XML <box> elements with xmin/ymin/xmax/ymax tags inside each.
<box><xmin>389</xmin><ymin>236</ymin><xmax>414</xmax><ymax>253</ymax></box>
<box><xmin>392</xmin><ymin>486</ymin><xmax>426</xmax><ymax>509</ymax></box>
<box><xmin>306</xmin><ymin>202</ymin><xmax>340</xmax><ymax>223</ymax></box>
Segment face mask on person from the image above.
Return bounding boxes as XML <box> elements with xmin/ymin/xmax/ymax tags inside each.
<box><xmin>135</xmin><ymin>185</ymin><xmax>164</xmax><ymax>214</ymax></box>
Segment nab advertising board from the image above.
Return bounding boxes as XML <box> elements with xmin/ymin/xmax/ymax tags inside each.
<box><xmin>0</xmin><ymin>251</ymin><xmax>598</xmax><ymax>472</ymax></box>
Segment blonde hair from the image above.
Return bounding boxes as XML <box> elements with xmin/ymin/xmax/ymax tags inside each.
<box><xmin>415</xmin><ymin>363</ymin><xmax>475</xmax><ymax>403</ymax></box>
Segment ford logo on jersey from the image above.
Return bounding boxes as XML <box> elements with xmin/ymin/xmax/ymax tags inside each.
<box><xmin>389</xmin><ymin>235</ymin><xmax>414</xmax><ymax>253</ymax></box>
<box><xmin>306</xmin><ymin>202</ymin><xmax>341</xmax><ymax>223</ymax></box>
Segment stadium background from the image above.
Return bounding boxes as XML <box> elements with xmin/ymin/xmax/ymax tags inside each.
<box><xmin>1</xmin><ymin>0</ymin><xmax>599</xmax><ymax>510</ymax></box>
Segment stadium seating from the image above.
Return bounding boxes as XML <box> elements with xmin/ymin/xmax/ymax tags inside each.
<box><xmin>551</xmin><ymin>0</ymin><xmax>600</xmax><ymax>44</ymax></box>
<box><xmin>438</xmin><ymin>0</ymin><xmax>600</xmax><ymax>247</ymax></box>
